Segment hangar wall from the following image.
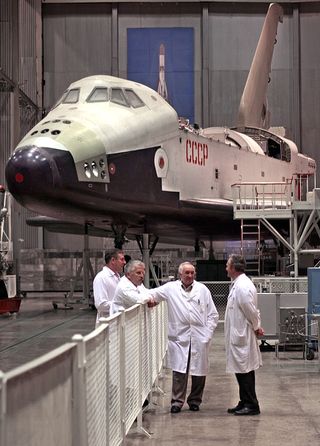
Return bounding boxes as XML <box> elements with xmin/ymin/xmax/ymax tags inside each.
<box><xmin>41</xmin><ymin>3</ymin><xmax>295</xmax><ymax>138</ymax></box>
<box><xmin>2</xmin><ymin>1</ymin><xmax>320</xmax><ymax>251</ymax></box>
<box><xmin>1</xmin><ymin>0</ymin><xmax>42</xmax><ymax>253</ymax></box>
<box><xmin>300</xmin><ymin>2</ymin><xmax>320</xmax><ymax>165</ymax></box>
<box><xmin>43</xmin><ymin>3</ymin><xmax>113</xmax><ymax>111</ymax></box>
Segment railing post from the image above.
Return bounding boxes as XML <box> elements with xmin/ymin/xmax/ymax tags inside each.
<box><xmin>136</xmin><ymin>306</ymin><xmax>151</xmax><ymax>438</ymax></box>
<box><xmin>0</xmin><ymin>371</ymin><xmax>7</xmax><ymax>446</ymax></box>
<box><xmin>138</xmin><ymin>305</ymin><xmax>143</xmax><ymax>426</ymax></box>
<box><xmin>119</xmin><ymin>312</ymin><xmax>126</xmax><ymax>441</ymax></box>
<box><xmin>72</xmin><ymin>334</ymin><xmax>88</xmax><ymax>446</ymax></box>
<box><xmin>98</xmin><ymin>319</ymin><xmax>110</xmax><ymax>443</ymax></box>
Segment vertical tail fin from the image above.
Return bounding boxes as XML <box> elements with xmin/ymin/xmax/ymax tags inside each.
<box><xmin>237</xmin><ymin>3</ymin><xmax>283</xmax><ymax>129</ymax></box>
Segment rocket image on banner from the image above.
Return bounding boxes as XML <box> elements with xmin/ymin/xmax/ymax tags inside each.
<box><xmin>157</xmin><ymin>43</ymin><xmax>169</xmax><ymax>101</ymax></box>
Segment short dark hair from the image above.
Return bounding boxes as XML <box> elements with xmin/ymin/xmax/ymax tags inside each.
<box><xmin>104</xmin><ymin>249</ymin><xmax>123</xmax><ymax>264</ymax></box>
<box><xmin>228</xmin><ymin>254</ymin><xmax>246</xmax><ymax>273</ymax></box>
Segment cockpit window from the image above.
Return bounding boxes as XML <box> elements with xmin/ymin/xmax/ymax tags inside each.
<box><xmin>87</xmin><ymin>87</ymin><xmax>109</xmax><ymax>102</ymax></box>
<box><xmin>51</xmin><ymin>90</ymin><xmax>69</xmax><ymax>109</ymax></box>
<box><xmin>125</xmin><ymin>89</ymin><xmax>145</xmax><ymax>108</ymax></box>
<box><xmin>62</xmin><ymin>89</ymin><xmax>80</xmax><ymax>104</ymax></box>
<box><xmin>110</xmin><ymin>88</ymin><xmax>129</xmax><ymax>107</ymax></box>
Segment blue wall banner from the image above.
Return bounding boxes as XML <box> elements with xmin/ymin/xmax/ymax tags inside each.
<box><xmin>127</xmin><ymin>27</ymin><xmax>194</xmax><ymax>123</ymax></box>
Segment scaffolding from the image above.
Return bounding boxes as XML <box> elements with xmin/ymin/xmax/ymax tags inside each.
<box><xmin>232</xmin><ymin>174</ymin><xmax>320</xmax><ymax>276</ymax></box>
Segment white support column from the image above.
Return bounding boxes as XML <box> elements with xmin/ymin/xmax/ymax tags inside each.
<box><xmin>83</xmin><ymin>228</ymin><xmax>90</xmax><ymax>304</ymax></box>
<box><xmin>293</xmin><ymin>211</ymin><xmax>299</xmax><ymax>277</ymax></box>
<box><xmin>142</xmin><ymin>234</ymin><xmax>150</xmax><ymax>287</ymax></box>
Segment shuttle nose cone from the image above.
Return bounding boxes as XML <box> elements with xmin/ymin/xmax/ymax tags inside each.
<box><xmin>5</xmin><ymin>146</ymin><xmax>67</xmax><ymax>210</ymax></box>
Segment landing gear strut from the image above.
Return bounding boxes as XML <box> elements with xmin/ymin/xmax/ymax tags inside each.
<box><xmin>136</xmin><ymin>233</ymin><xmax>159</xmax><ymax>288</ymax></box>
<box><xmin>111</xmin><ymin>224</ymin><xmax>128</xmax><ymax>249</ymax></box>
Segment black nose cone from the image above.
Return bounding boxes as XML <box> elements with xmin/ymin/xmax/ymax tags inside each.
<box><xmin>5</xmin><ymin>145</ymin><xmax>71</xmax><ymax>211</ymax></box>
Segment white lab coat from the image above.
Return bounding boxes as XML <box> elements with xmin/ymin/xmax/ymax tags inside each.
<box><xmin>93</xmin><ymin>266</ymin><xmax>120</xmax><ymax>326</ymax></box>
<box><xmin>225</xmin><ymin>273</ymin><xmax>262</xmax><ymax>373</ymax></box>
<box><xmin>111</xmin><ymin>276</ymin><xmax>150</xmax><ymax>314</ymax></box>
<box><xmin>151</xmin><ymin>280</ymin><xmax>219</xmax><ymax>376</ymax></box>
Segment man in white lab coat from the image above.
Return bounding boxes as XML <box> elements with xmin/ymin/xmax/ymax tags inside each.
<box><xmin>93</xmin><ymin>249</ymin><xmax>126</xmax><ymax>326</ymax></box>
<box><xmin>225</xmin><ymin>254</ymin><xmax>264</xmax><ymax>416</ymax></box>
<box><xmin>150</xmin><ymin>262</ymin><xmax>219</xmax><ymax>413</ymax></box>
<box><xmin>111</xmin><ymin>260</ymin><xmax>151</xmax><ymax>314</ymax></box>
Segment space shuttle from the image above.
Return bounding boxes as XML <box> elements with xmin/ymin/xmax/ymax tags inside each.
<box><xmin>5</xmin><ymin>3</ymin><xmax>316</xmax><ymax>248</ymax></box>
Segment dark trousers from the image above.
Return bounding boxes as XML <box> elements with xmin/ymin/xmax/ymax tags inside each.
<box><xmin>171</xmin><ymin>347</ymin><xmax>206</xmax><ymax>408</ymax></box>
<box><xmin>235</xmin><ymin>370</ymin><xmax>259</xmax><ymax>410</ymax></box>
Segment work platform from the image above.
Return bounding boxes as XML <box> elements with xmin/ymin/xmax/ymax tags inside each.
<box><xmin>232</xmin><ymin>181</ymin><xmax>320</xmax><ymax>219</ymax></box>
<box><xmin>231</xmin><ymin>178</ymin><xmax>320</xmax><ymax>276</ymax></box>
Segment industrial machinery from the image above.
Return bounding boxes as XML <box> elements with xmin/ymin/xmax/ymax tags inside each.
<box><xmin>276</xmin><ymin>307</ymin><xmax>317</xmax><ymax>360</ymax></box>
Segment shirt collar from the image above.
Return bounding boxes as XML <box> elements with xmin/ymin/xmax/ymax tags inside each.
<box><xmin>105</xmin><ymin>266</ymin><xmax>120</xmax><ymax>279</ymax></box>
<box><xmin>181</xmin><ymin>281</ymin><xmax>193</xmax><ymax>292</ymax></box>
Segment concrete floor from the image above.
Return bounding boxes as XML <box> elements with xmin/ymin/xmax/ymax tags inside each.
<box><xmin>126</xmin><ymin>323</ymin><xmax>320</xmax><ymax>446</ymax></box>
<box><xmin>1</xmin><ymin>296</ymin><xmax>320</xmax><ymax>445</ymax></box>
<box><xmin>0</xmin><ymin>294</ymin><xmax>95</xmax><ymax>372</ymax></box>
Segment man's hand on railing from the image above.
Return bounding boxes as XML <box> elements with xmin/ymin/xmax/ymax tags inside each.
<box><xmin>147</xmin><ymin>297</ymin><xmax>158</xmax><ymax>308</ymax></box>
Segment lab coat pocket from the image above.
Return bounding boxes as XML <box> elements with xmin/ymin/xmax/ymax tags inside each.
<box><xmin>168</xmin><ymin>322</ymin><xmax>184</xmax><ymax>341</ymax></box>
<box><xmin>230</xmin><ymin>328</ymin><xmax>247</xmax><ymax>347</ymax></box>
<box><xmin>203</xmin><ymin>326</ymin><xmax>212</xmax><ymax>343</ymax></box>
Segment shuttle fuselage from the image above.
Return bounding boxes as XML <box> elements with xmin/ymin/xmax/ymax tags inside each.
<box><xmin>4</xmin><ymin>3</ymin><xmax>316</xmax><ymax>244</ymax></box>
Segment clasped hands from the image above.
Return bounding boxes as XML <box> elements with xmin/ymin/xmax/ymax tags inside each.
<box><xmin>255</xmin><ymin>327</ymin><xmax>265</xmax><ymax>337</ymax></box>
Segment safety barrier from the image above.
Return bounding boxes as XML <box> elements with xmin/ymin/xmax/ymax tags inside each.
<box><xmin>0</xmin><ymin>302</ymin><xmax>167</xmax><ymax>446</ymax></box>
<box><xmin>204</xmin><ymin>277</ymin><xmax>308</xmax><ymax>320</ymax></box>
<box><xmin>253</xmin><ymin>276</ymin><xmax>308</xmax><ymax>293</ymax></box>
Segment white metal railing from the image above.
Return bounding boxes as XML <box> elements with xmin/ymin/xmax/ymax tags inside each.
<box><xmin>204</xmin><ymin>277</ymin><xmax>308</xmax><ymax>320</ymax></box>
<box><xmin>231</xmin><ymin>175</ymin><xmax>316</xmax><ymax>214</ymax></box>
<box><xmin>232</xmin><ymin>181</ymin><xmax>293</xmax><ymax>212</ymax></box>
<box><xmin>253</xmin><ymin>276</ymin><xmax>308</xmax><ymax>293</ymax></box>
<box><xmin>0</xmin><ymin>302</ymin><xmax>167</xmax><ymax>446</ymax></box>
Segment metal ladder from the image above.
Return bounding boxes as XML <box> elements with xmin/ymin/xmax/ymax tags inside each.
<box><xmin>241</xmin><ymin>219</ymin><xmax>261</xmax><ymax>276</ymax></box>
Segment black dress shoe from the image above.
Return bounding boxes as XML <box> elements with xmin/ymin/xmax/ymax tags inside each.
<box><xmin>170</xmin><ymin>405</ymin><xmax>181</xmax><ymax>413</ymax></box>
<box><xmin>234</xmin><ymin>406</ymin><xmax>260</xmax><ymax>416</ymax></box>
<box><xmin>227</xmin><ymin>404</ymin><xmax>243</xmax><ymax>414</ymax></box>
<box><xmin>189</xmin><ymin>404</ymin><xmax>199</xmax><ymax>411</ymax></box>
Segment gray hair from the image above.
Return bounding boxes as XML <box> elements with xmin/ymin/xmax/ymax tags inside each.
<box><xmin>178</xmin><ymin>261</ymin><xmax>195</xmax><ymax>275</ymax></box>
<box><xmin>228</xmin><ymin>254</ymin><xmax>246</xmax><ymax>273</ymax></box>
<box><xmin>124</xmin><ymin>260</ymin><xmax>145</xmax><ymax>274</ymax></box>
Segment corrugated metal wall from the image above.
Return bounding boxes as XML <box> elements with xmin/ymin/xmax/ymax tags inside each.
<box><xmin>0</xmin><ymin>1</ymin><xmax>14</xmax><ymax>78</ymax></box>
<box><xmin>0</xmin><ymin>1</ymin><xmax>15</xmax><ymax>183</ymax></box>
<box><xmin>300</xmin><ymin>2</ymin><xmax>320</xmax><ymax>166</ymax></box>
<box><xmin>43</xmin><ymin>2</ymin><xmax>112</xmax><ymax>110</ymax></box>
<box><xmin>0</xmin><ymin>0</ymin><xmax>42</xmax><ymax>250</ymax></box>
<box><xmin>19</xmin><ymin>0</ymin><xmax>40</xmax><ymax>104</ymax></box>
